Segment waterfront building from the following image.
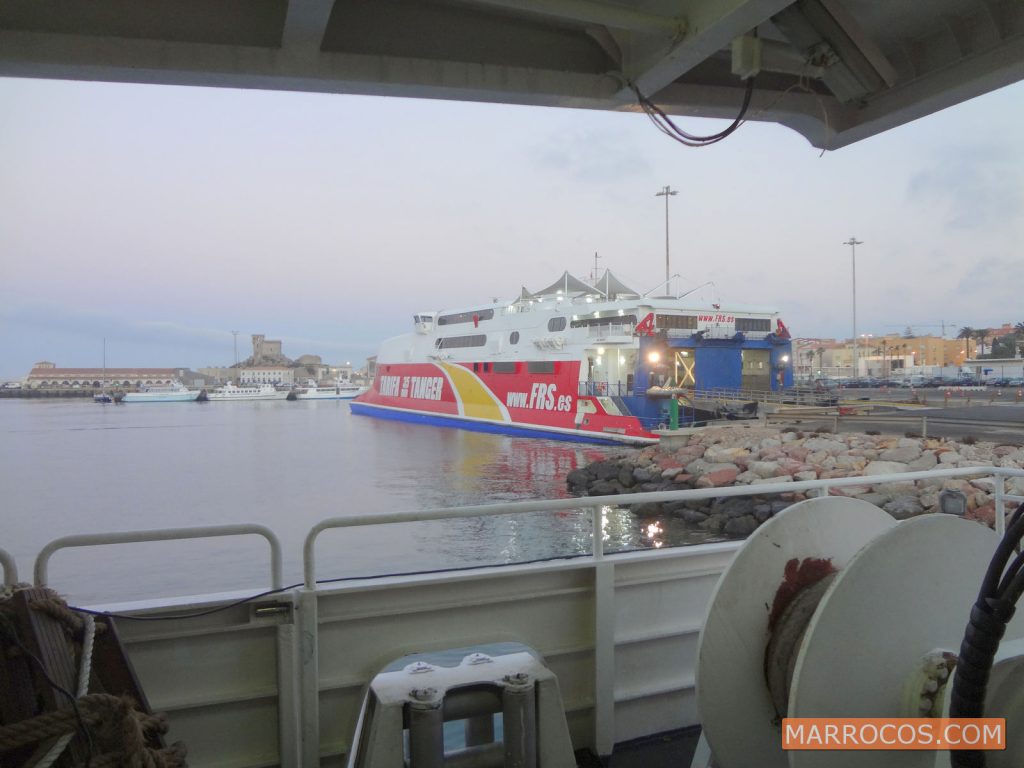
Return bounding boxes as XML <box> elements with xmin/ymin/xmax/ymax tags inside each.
<box><xmin>239</xmin><ymin>366</ymin><xmax>294</xmax><ymax>386</ymax></box>
<box><xmin>26</xmin><ymin>365</ymin><xmax>180</xmax><ymax>389</ymax></box>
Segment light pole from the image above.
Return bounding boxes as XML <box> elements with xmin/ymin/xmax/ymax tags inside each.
<box><xmin>656</xmin><ymin>185</ymin><xmax>678</xmax><ymax>288</ymax></box>
<box><xmin>843</xmin><ymin>237</ymin><xmax>862</xmax><ymax>378</ymax></box>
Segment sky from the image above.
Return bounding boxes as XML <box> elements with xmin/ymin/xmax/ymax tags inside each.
<box><xmin>1</xmin><ymin>75</ymin><xmax>1022</xmax><ymax>378</ymax></box>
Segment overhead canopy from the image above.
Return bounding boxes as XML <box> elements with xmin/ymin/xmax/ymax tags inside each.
<box><xmin>533</xmin><ymin>271</ymin><xmax>594</xmax><ymax>298</ymax></box>
<box><xmin>594</xmin><ymin>269</ymin><xmax>639</xmax><ymax>300</ymax></box>
<box><xmin>2</xmin><ymin>1</ymin><xmax>1022</xmax><ymax>149</ymax></box>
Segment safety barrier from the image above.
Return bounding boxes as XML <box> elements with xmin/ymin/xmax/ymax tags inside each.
<box><xmin>33</xmin><ymin>523</ymin><xmax>283</xmax><ymax>589</ymax></box>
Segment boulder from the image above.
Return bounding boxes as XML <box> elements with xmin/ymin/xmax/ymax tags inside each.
<box><xmin>724</xmin><ymin>515</ymin><xmax>760</xmax><ymax>537</ymax></box>
<box><xmin>864</xmin><ymin>460</ymin><xmax>911</xmax><ymax>476</ymax></box>
<box><xmin>750</xmin><ymin>475</ymin><xmax>794</xmax><ymax>485</ymax></box>
<box><xmin>696</xmin><ymin>467</ymin><xmax>741</xmax><ymax>488</ymax></box>
<box><xmin>967</xmin><ymin>503</ymin><xmax>996</xmax><ymax>527</ymax></box>
<box><xmin>633</xmin><ymin>466</ymin><xmax>657</xmax><ymax>482</ymax></box>
<box><xmin>907</xmin><ymin>452</ymin><xmax>938</xmax><ymax>471</ymax></box>
<box><xmin>880</xmin><ymin>445</ymin><xmax>922</xmax><ymax>463</ymax></box>
<box><xmin>884</xmin><ymin>495</ymin><xmax>925</xmax><ymax>519</ymax></box>
<box><xmin>700</xmin><ymin>514</ymin><xmax>727</xmax><ymax>533</ymax></box>
<box><xmin>704</xmin><ymin>445</ymin><xmax>750</xmax><ymax>464</ymax></box>
<box><xmin>803</xmin><ymin>437</ymin><xmax>846</xmax><ymax>453</ymax></box>
<box><xmin>748</xmin><ymin>460</ymin><xmax>781</xmax><ymax>479</ymax></box>
<box><xmin>588</xmin><ymin>480</ymin><xmax>620</xmax><ymax>496</ymax></box>
<box><xmin>566</xmin><ymin>468</ymin><xmax>592</xmax><ymax>490</ymax></box>
<box><xmin>680</xmin><ymin>508</ymin><xmax>709</xmax><ymax>524</ymax></box>
<box><xmin>835</xmin><ymin>454</ymin><xmax>867</xmax><ymax>471</ymax></box>
<box><xmin>593</xmin><ymin>462</ymin><xmax>621</xmax><ymax>481</ymax></box>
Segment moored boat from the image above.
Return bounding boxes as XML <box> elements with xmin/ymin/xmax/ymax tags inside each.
<box><xmin>122</xmin><ymin>381</ymin><xmax>201</xmax><ymax>403</ymax></box>
<box><xmin>296</xmin><ymin>378</ymin><xmax>366</xmax><ymax>400</ymax></box>
<box><xmin>352</xmin><ymin>270</ymin><xmax>794</xmax><ymax>444</ymax></box>
<box><xmin>206</xmin><ymin>382</ymin><xmax>288</xmax><ymax>401</ymax></box>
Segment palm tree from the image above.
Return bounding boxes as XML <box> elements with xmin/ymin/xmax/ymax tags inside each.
<box><xmin>974</xmin><ymin>329</ymin><xmax>988</xmax><ymax>358</ymax></box>
<box><xmin>957</xmin><ymin>327</ymin><xmax>974</xmax><ymax>358</ymax></box>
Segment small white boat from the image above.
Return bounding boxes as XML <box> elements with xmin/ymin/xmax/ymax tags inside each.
<box><xmin>296</xmin><ymin>379</ymin><xmax>366</xmax><ymax>400</ymax></box>
<box><xmin>207</xmin><ymin>383</ymin><xmax>288</xmax><ymax>401</ymax></box>
<box><xmin>122</xmin><ymin>381</ymin><xmax>200</xmax><ymax>403</ymax></box>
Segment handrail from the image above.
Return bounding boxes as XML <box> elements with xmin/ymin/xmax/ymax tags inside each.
<box><xmin>1</xmin><ymin>547</ymin><xmax>18</xmax><ymax>587</ymax></box>
<box><xmin>303</xmin><ymin>466</ymin><xmax>1024</xmax><ymax>589</ymax></box>
<box><xmin>35</xmin><ymin>524</ymin><xmax>283</xmax><ymax>590</ymax></box>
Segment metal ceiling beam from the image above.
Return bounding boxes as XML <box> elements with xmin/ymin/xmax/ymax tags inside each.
<box><xmin>282</xmin><ymin>0</ymin><xmax>336</xmax><ymax>51</ymax></box>
<box><xmin>0</xmin><ymin>29</ymin><xmax>620</xmax><ymax>106</ymax></box>
<box><xmin>467</xmin><ymin>0</ymin><xmax>681</xmax><ymax>34</ymax></box>
<box><xmin>620</xmin><ymin>0</ymin><xmax>793</xmax><ymax>99</ymax></box>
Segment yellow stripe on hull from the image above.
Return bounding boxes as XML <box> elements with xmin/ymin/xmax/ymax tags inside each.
<box><xmin>437</xmin><ymin>362</ymin><xmax>508</xmax><ymax>422</ymax></box>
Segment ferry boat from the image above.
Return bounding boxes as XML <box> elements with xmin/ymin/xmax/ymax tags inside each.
<box><xmin>295</xmin><ymin>378</ymin><xmax>366</xmax><ymax>400</ymax></box>
<box><xmin>351</xmin><ymin>271</ymin><xmax>793</xmax><ymax>444</ymax></box>
<box><xmin>206</xmin><ymin>383</ymin><xmax>289</xmax><ymax>401</ymax></box>
<box><xmin>121</xmin><ymin>381</ymin><xmax>201</xmax><ymax>403</ymax></box>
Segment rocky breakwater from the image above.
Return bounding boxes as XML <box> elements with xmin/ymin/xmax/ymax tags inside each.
<box><xmin>566</xmin><ymin>426</ymin><xmax>1024</xmax><ymax>538</ymax></box>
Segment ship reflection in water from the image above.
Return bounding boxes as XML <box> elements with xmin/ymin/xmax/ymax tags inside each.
<box><xmin>2</xmin><ymin>399</ymin><xmax>720</xmax><ymax>604</ymax></box>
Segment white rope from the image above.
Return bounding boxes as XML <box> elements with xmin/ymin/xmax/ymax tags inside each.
<box><xmin>34</xmin><ymin>613</ymin><xmax>96</xmax><ymax>768</ymax></box>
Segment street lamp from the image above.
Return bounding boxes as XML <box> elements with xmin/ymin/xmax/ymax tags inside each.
<box><xmin>843</xmin><ymin>237</ymin><xmax>863</xmax><ymax>378</ymax></box>
<box><xmin>656</xmin><ymin>186</ymin><xmax>678</xmax><ymax>288</ymax></box>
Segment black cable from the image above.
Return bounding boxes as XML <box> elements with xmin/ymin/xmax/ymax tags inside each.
<box><xmin>70</xmin><ymin>581</ymin><xmax>305</xmax><ymax>622</ymax></box>
<box><xmin>69</xmin><ymin>551</ymin><xmax>601</xmax><ymax>621</ymax></box>
<box><xmin>0</xmin><ymin>612</ymin><xmax>95</xmax><ymax>764</ymax></box>
<box><xmin>631</xmin><ymin>77</ymin><xmax>755</xmax><ymax>147</ymax></box>
<box><xmin>950</xmin><ymin>500</ymin><xmax>1024</xmax><ymax>768</ymax></box>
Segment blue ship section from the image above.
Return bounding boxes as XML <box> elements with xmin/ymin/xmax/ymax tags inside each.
<box><xmin>625</xmin><ymin>331</ymin><xmax>794</xmax><ymax>426</ymax></box>
<box><xmin>694</xmin><ymin>346</ymin><xmax>742</xmax><ymax>390</ymax></box>
<box><xmin>349</xmin><ymin>402</ymin><xmax>627</xmax><ymax>446</ymax></box>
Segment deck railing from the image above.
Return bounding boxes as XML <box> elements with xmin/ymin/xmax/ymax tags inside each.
<box><xmin>10</xmin><ymin>465</ymin><xmax>1024</xmax><ymax>768</ymax></box>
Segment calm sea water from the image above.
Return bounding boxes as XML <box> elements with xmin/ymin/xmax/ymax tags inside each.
<box><xmin>1</xmin><ymin>398</ymin><xmax>701</xmax><ymax>605</ymax></box>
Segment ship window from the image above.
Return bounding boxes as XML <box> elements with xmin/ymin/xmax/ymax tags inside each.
<box><xmin>437</xmin><ymin>308</ymin><xmax>495</xmax><ymax>326</ymax></box>
<box><xmin>655</xmin><ymin>314</ymin><xmax>697</xmax><ymax>330</ymax></box>
<box><xmin>547</xmin><ymin>317</ymin><xmax>567</xmax><ymax>332</ymax></box>
<box><xmin>494</xmin><ymin>362</ymin><xmax>516</xmax><ymax>373</ymax></box>
<box><xmin>528</xmin><ymin>361</ymin><xmax>555</xmax><ymax>374</ymax></box>
<box><xmin>473</xmin><ymin>363</ymin><xmax>479</xmax><ymax>372</ymax></box>
<box><xmin>570</xmin><ymin>314</ymin><xmax>637</xmax><ymax>328</ymax></box>
<box><xmin>736</xmin><ymin>317</ymin><xmax>771</xmax><ymax>332</ymax></box>
<box><xmin>436</xmin><ymin>334</ymin><xmax>487</xmax><ymax>349</ymax></box>
<box><xmin>510</xmin><ymin>331</ymin><xmax>520</xmax><ymax>344</ymax></box>
<box><xmin>483</xmin><ymin>362</ymin><xmax>490</xmax><ymax>373</ymax></box>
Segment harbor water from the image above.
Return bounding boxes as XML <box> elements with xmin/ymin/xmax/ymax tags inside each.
<box><xmin>1</xmin><ymin>399</ymin><xmax>716</xmax><ymax>605</ymax></box>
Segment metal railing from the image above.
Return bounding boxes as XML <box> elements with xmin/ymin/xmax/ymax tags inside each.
<box><xmin>34</xmin><ymin>524</ymin><xmax>283</xmax><ymax>590</ymax></box>
<box><xmin>578</xmin><ymin>381</ymin><xmax>632</xmax><ymax>397</ymax></box>
<box><xmin>8</xmin><ymin>465</ymin><xmax>1024</xmax><ymax>595</ymax></box>
<box><xmin>302</xmin><ymin>465</ymin><xmax>1024</xmax><ymax>588</ymax></box>
<box><xmin>0</xmin><ymin>547</ymin><xmax>17</xmax><ymax>587</ymax></box>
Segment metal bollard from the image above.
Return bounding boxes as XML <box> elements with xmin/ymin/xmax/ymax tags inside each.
<box><xmin>408</xmin><ymin>688</ymin><xmax>445</xmax><ymax>768</ymax></box>
<box><xmin>502</xmin><ymin>673</ymin><xmax>537</xmax><ymax>768</ymax></box>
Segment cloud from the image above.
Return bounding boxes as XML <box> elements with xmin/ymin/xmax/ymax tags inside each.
<box><xmin>533</xmin><ymin>124</ymin><xmax>652</xmax><ymax>184</ymax></box>
<box><xmin>907</xmin><ymin>144</ymin><xmax>1021</xmax><ymax>230</ymax></box>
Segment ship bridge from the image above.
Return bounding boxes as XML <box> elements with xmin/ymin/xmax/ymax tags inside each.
<box><xmin>2</xmin><ymin>0</ymin><xmax>1022</xmax><ymax>149</ymax></box>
